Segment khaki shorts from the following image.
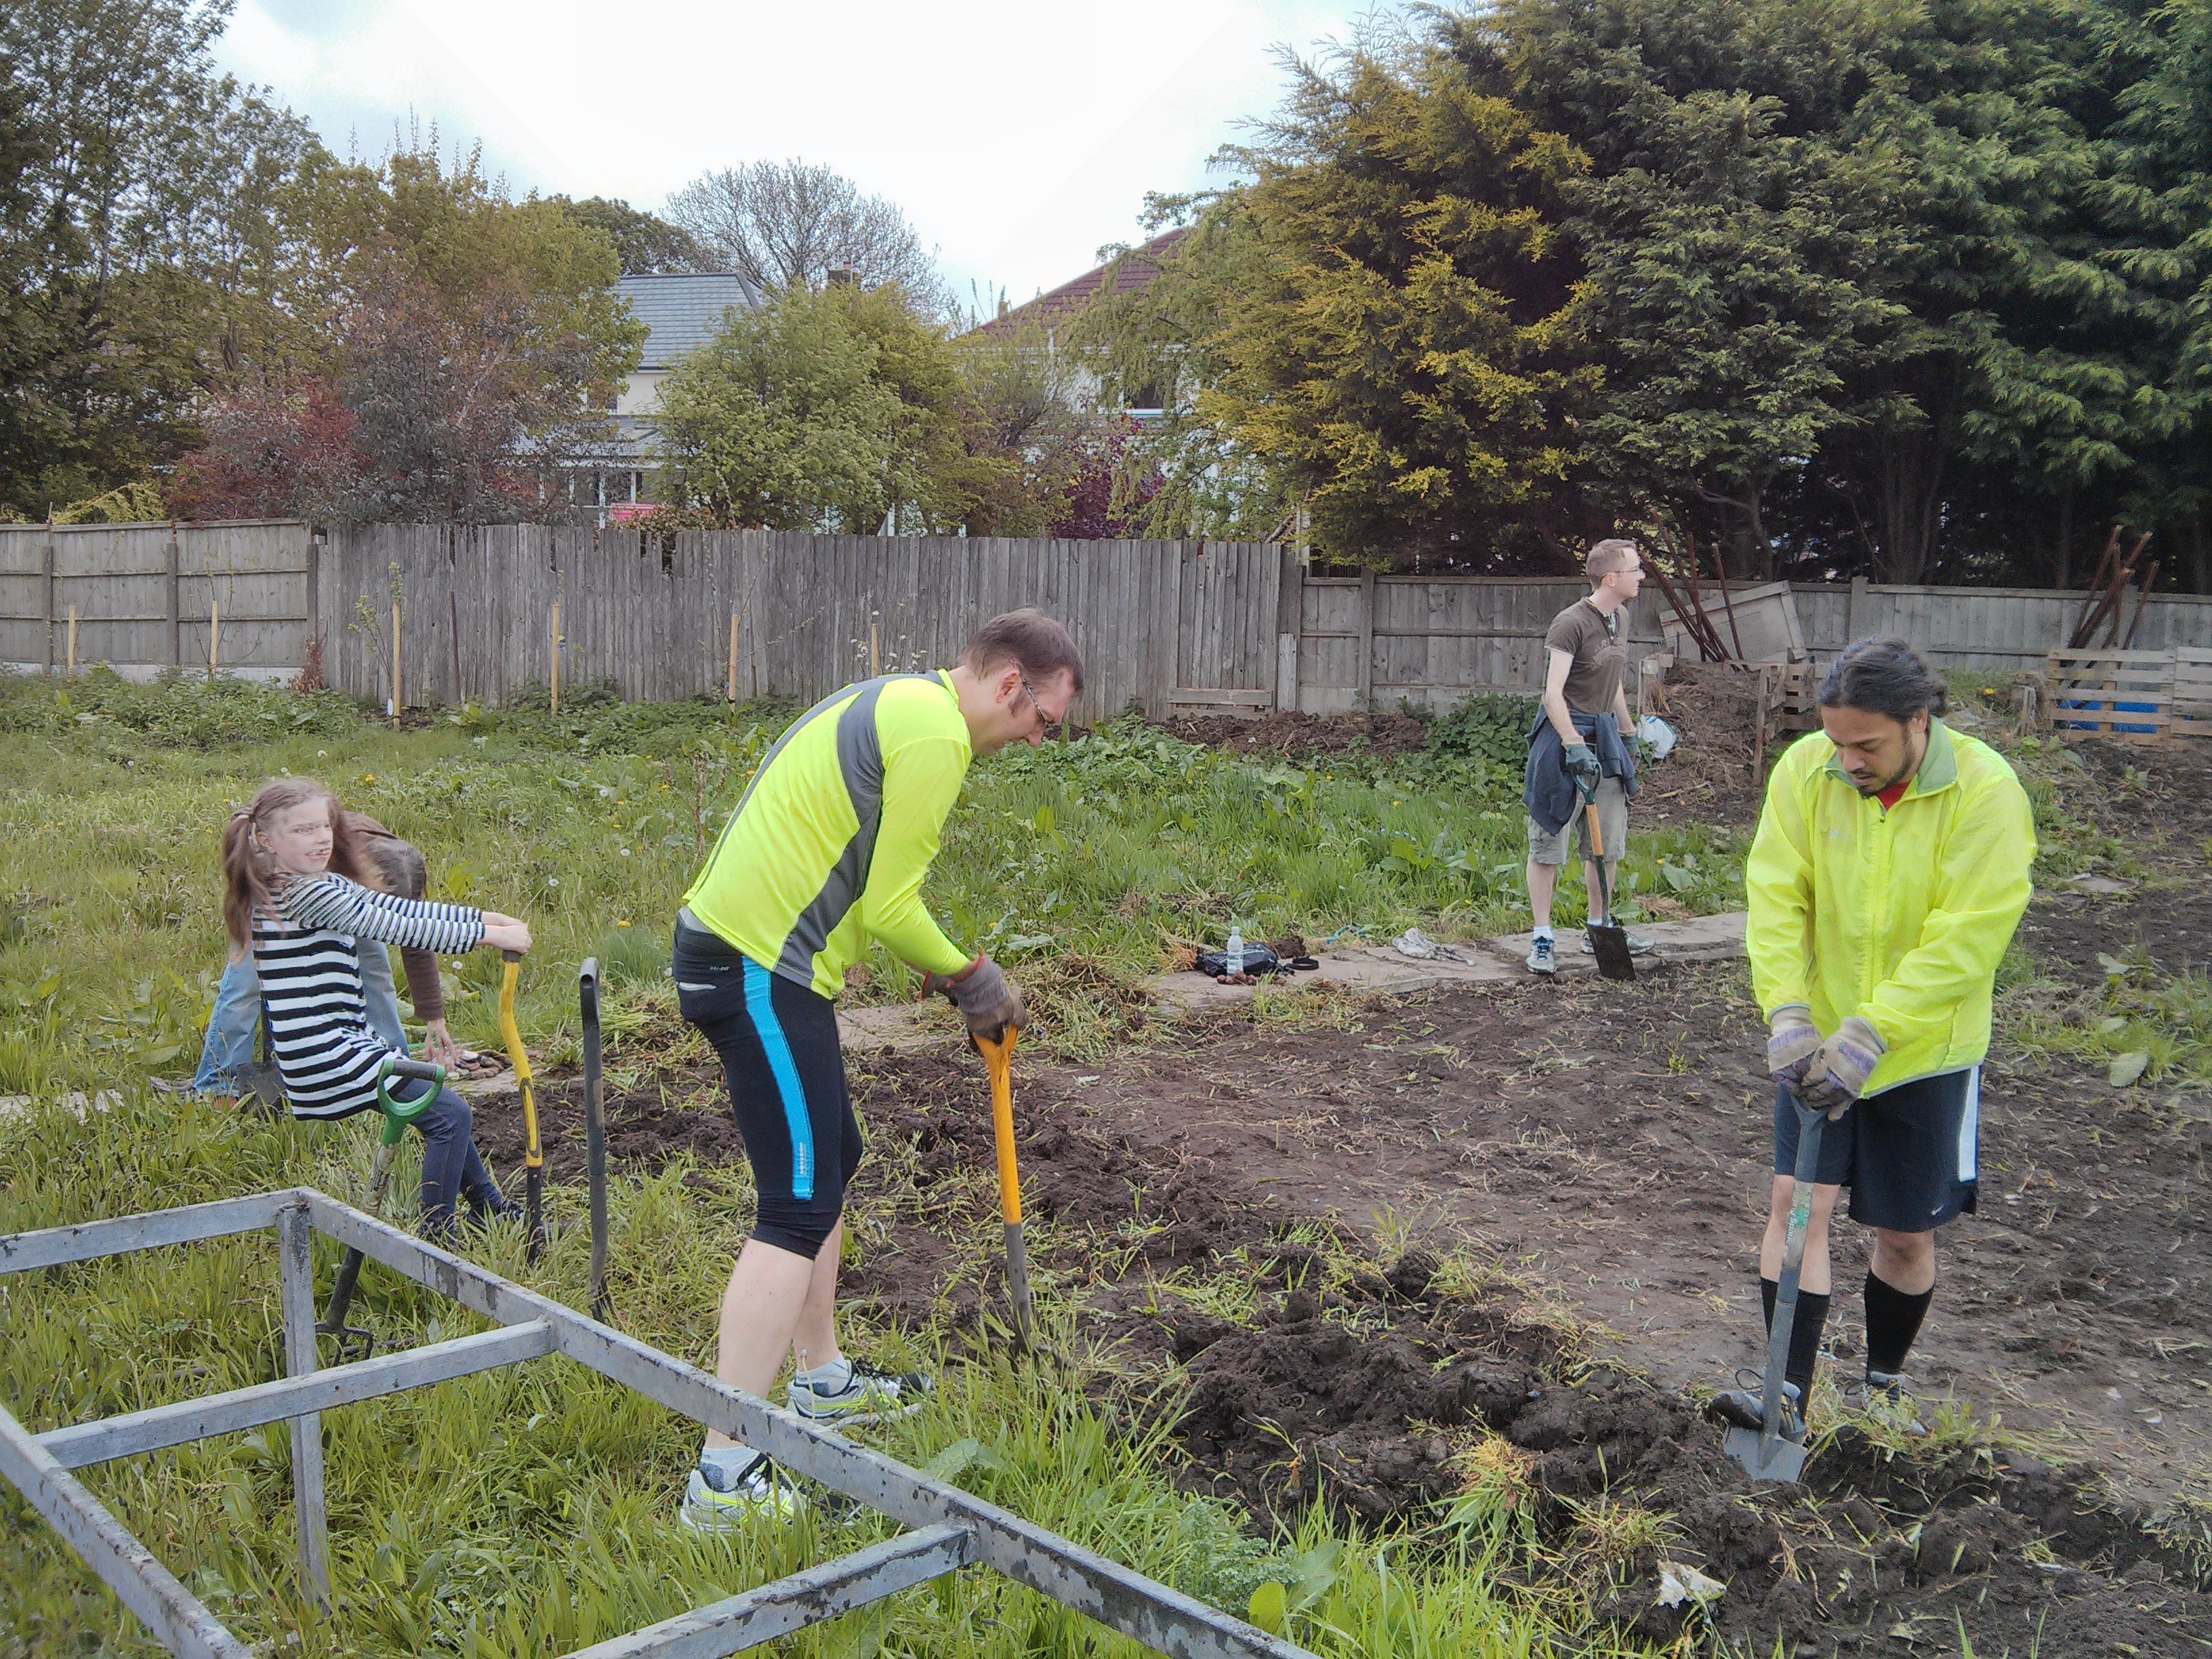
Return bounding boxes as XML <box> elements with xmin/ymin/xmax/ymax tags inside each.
<box><xmin>1526</xmin><ymin>775</ymin><xmax>1628</xmax><ymax>865</ymax></box>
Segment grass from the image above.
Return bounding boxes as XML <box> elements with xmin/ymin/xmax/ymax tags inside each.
<box><xmin>0</xmin><ymin>668</ymin><xmax>1748</xmax><ymax>1092</ymax></box>
<box><xmin>3</xmin><ymin>670</ymin><xmax>1712</xmax><ymax>1658</ymax></box>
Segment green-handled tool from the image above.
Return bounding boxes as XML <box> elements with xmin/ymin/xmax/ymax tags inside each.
<box><xmin>317</xmin><ymin>1053</ymin><xmax>447</xmax><ymax>1357</ymax></box>
<box><xmin>1724</xmin><ymin>1088</ymin><xmax>1826</xmax><ymax>1483</ymax></box>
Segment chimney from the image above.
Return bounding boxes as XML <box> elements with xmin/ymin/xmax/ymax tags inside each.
<box><xmin>997</xmin><ymin>296</ymin><xmax>1008</xmax><ymax>318</ymax></box>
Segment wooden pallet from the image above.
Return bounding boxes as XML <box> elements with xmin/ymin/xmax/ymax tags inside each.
<box><xmin>2046</xmin><ymin>648</ymin><xmax>2174</xmax><ymax>744</ymax></box>
<box><xmin>2177</xmin><ymin>647</ymin><xmax>2212</xmax><ymax>741</ymax></box>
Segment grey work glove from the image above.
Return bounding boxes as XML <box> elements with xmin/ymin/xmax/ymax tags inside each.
<box><xmin>1802</xmin><ymin>1015</ymin><xmax>1885</xmax><ymax>1118</ymax></box>
<box><xmin>1563</xmin><ymin>742</ymin><xmax>1602</xmax><ymax>789</ymax></box>
<box><xmin>1766</xmin><ymin>1004</ymin><xmax>1820</xmax><ymax>1086</ymax></box>
<box><xmin>922</xmin><ymin>953</ymin><xmax>1025</xmax><ymax>1040</ymax></box>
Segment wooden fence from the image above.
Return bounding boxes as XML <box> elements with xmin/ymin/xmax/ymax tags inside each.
<box><xmin>320</xmin><ymin>527</ymin><xmax>1282</xmax><ymax>724</ymax></box>
<box><xmin>11</xmin><ymin>520</ymin><xmax>2212</xmax><ymax>717</ymax></box>
<box><xmin>0</xmin><ymin>521</ymin><xmax>314</xmax><ymax>682</ymax></box>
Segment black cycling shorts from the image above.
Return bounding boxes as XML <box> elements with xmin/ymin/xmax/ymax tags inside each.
<box><xmin>1773</xmin><ymin>1065</ymin><xmax>1980</xmax><ymax>1232</ymax></box>
<box><xmin>673</xmin><ymin>916</ymin><xmax>861</xmax><ymax>1258</ymax></box>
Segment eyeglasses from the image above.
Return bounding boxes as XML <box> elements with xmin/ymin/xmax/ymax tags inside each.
<box><xmin>1016</xmin><ymin>674</ymin><xmax>1046</xmax><ymax>726</ymax></box>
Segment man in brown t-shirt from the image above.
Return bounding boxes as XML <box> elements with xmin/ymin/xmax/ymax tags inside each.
<box><xmin>1523</xmin><ymin>538</ymin><xmax>1648</xmax><ymax>974</ymax></box>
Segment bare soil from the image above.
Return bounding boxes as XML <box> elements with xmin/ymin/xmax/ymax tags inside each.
<box><xmin>1147</xmin><ymin>708</ymin><xmax>1433</xmax><ymax>758</ymax></box>
<box><xmin>476</xmin><ymin>956</ymin><xmax>2209</xmax><ymax>1656</ymax></box>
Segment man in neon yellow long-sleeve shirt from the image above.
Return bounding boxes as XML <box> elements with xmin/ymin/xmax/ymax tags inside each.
<box><xmin>1709</xmin><ymin>637</ymin><xmax>2034</xmax><ymax>1443</ymax></box>
<box><xmin>674</xmin><ymin>608</ymin><xmax>1083</xmax><ymax>1529</ymax></box>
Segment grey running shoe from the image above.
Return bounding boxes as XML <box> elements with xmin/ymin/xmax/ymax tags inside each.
<box><xmin>1862</xmin><ymin>1369</ymin><xmax>1929</xmax><ymax>1437</ymax></box>
<box><xmin>680</xmin><ymin>1454</ymin><xmax>804</xmax><ymax>1530</ymax></box>
<box><xmin>1525</xmin><ymin>936</ymin><xmax>1557</xmax><ymax>975</ymax></box>
<box><xmin>790</xmin><ymin>1357</ymin><xmax>933</xmax><ymax>1424</ymax></box>
<box><xmin>1704</xmin><ymin>1376</ymin><xmax>1805</xmax><ymax>1441</ymax></box>
<box><xmin>1580</xmin><ymin>928</ymin><xmax>1656</xmax><ymax>955</ymax></box>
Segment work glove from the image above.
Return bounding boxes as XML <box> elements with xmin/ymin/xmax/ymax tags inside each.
<box><xmin>922</xmin><ymin>953</ymin><xmax>1025</xmax><ymax>1040</ymax></box>
<box><xmin>1802</xmin><ymin>1015</ymin><xmax>1885</xmax><ymax>1118</ymax></box>
<box><xmin>1563</xmin><ymin>742</ymin><xmax>1602</xmax><ymax>790</ymax></box>
<box><xmin>1766</xmin><ymin>1004</ymin><xmax>1820</xmax><ymax>1086</ymax></box>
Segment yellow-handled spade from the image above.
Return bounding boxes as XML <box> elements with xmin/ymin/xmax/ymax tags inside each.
<box><xmin>971</xmin><ymin>1027</ymin><xmax>1033</xmax><ymax>1349</ymax></box>
<box><xmin>497</xmin><ymin>950</ymin><xmax>546</xmax><ymax>1263</ymax></box>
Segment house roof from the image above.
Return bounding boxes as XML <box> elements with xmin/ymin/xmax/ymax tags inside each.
<box><xmin>617</xmin><ymin>272</ymin><xmax>763</xmax><ymax>370</ymax></box>
<box><xmin>970</xmin><ymin>228</ymin><xmax>1189</xmax><ymax>338</ymax></box>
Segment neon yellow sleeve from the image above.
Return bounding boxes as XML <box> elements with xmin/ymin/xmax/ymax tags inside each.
<box><xmin>857</xmin><ymin>731</ymin><xmax>972</xmax><ymax>976</ymax></box>
<box><xmin>1860</xmin><ymin>771</ymin><xmax>2035</xmax><ymax>1049</ymax></box>
<box><xmin>1744</xmin><ymin>748</ymin><xmax>1817</xmax><ymax>1019</ymax></box>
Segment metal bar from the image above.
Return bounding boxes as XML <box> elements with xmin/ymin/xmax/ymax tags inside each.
<box><xmin>0</xmin><ymin>1399</ymin><xmax>251</xmax><ymax>1659</ymax></box>
<box><xmin>276</xmin><ymin>1204</ymin><xmax>332</xmax><ymax>1610</ymax></box>
<box><xmin>300</xmin><ymin>1191</ymin><xmax>1312</xmax><ymax>1659</ymax></box>
<box><xmin>0</xmin><ymin>1193</ymin><xmax>287</xmax><ymax>1274</ymax></box>
<box><xmin>35</xmin><ymin>1322</ymin><xmax>556</xmax><ymax>1470</ymax></box>
<box><xmin>567</xmin><ymin>1524</ymin><xmax>976</xmax><ymax>1659</ymax></box>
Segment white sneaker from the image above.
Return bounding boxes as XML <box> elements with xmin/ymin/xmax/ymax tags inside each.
<box><xmin>1579</xmin><ymin>928</ymin><xmax>1655</xmax><ymax>955</ymax></box>
<box><xmin>679</xmin><ymin>1456</ymin><xmax>804</xmax><ymax>1530</ymax></box>
<box><xmin>1525</xmin><ymin>937</ymin><xmax>1557</xmax><ymax>975</ymax></box>
<box><xmin>789</xmin><ymin>1357</ymin><xmax>933</xmax><ymax>1425</ymax></box>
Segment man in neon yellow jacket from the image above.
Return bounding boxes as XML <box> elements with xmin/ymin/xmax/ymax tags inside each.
<box><xmin>672</xmin><ymin>609</ymin><xmax>1083</xmax><ymax>1528</ymax></box>
<box><xmin>1710</xmin><ymin>638</ymin><xmax>2034</xmax><ymax>1440</ymax></box>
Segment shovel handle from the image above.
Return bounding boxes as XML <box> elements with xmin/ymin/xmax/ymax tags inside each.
<box><xmin>974</xmin><ymin>1027</ymin><xmax>1022</xmax><ymax>1226</ymax></box>
<box><xmin>498</xmin><ymin>951</ymin><xmax>547</xmax><ymax>1263</ymax></box>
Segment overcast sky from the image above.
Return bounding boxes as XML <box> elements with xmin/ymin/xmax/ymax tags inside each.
<box><xmin>216</xmin><ymin>0</ymin><xmax>1377</xmax><ymax>310</ymax></box>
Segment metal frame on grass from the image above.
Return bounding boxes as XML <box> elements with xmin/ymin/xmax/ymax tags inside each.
<box><xmin>0</xmin><ymin>1189</ymin><xmax>1315</xmax><ymax>1659</ymax></box>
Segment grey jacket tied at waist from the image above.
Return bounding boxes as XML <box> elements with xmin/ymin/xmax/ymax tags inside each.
<box><xmin>1523</xmin><ymin>710</ymin><xmax>1638</xmax><ymax>837</ymax></box>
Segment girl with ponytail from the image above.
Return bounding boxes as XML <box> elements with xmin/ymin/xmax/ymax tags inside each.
<box><xmin>223</xmin><ymin>777</ymin><xmax>533</xmax><ymax>1237</ymax></box>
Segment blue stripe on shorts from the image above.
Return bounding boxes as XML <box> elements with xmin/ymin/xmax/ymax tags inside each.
<box><xmin>743</xmin><ymin>958</ymin><xmax>815</xmax><ymax>1200</ymax></box>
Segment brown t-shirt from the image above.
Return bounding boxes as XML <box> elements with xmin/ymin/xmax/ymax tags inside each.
<box><xmin>1545</xmin><ymin>597</ymin><xmax>1625</xmax><ymax>717</ymax></box>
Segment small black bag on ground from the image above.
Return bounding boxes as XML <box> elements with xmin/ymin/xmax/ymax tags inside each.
<box><xmin>1195</xmin><ymin>942</ymin><xmax>1284</xmax><ymax>977</ymax></box>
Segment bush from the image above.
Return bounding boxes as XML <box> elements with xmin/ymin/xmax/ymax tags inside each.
<box><xmin>1423</xmin><ymin>695</ymin><xmax>1537</xmax><ymax>768</ymax></box>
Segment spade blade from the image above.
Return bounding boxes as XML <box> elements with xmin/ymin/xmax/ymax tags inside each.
<box><xmin>1586</xmin><ymin>920</ymin><xmax>1637</xmax><ymax>981</ymax></box>
<box><xmin>1723</xmin><ymin>1422</ymin><xmax>1808</xmax><ymax>1483</ymax></box>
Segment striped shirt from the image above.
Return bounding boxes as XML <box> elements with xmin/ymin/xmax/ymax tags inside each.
<box><xmin>251</xmin><ymin>875</ymin><xmax>485</xmax><ymax>1119</ymax></box>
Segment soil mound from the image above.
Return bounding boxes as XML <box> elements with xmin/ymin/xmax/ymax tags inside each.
<box><xmin>1147</xmin><ymin>708</ymin><xmax>1430</xmax><ymax>758</ymax></box>
<box><xmin>1635</xmin><ymin>660</ymin><xmax>1770</xmax><ymax>827</ymax></box>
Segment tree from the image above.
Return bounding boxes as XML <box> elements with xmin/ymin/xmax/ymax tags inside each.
<box><xmin>0</xmin><ymin>0</ymin><xmax>324</xmax><ymax>516</ymax></box>
<box><xmin>1076</xmin><ymin>26</ymin><xmax>1599</xmax><ymax>567</ymax></box>
<box><xmin>655</xmin><ymin>283</ymin><xmax>954</xmax><ymax>531</ymax></box>
<box><xmin>550</xmin><ymin>195</ymin><xmax>704</xmax><ymax>274</ymax></box>
<box><xmin>166</xmin><ymin>140</ymin><xmax>646</xmax><ymax>522</ymax></box>
<box><xmin>664</xmin><ymin>160</ymin><xmax>951</xmax><ymax>312</ymax></box>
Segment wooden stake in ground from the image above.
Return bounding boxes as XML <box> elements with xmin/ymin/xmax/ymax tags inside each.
<box><xmin>65</xmin><ymin>605</ymin><xmax>77</xmax><ymax>677</ymax></box>
<box><xmin>726</xmin><ymin>610</ymin><xmax>739</xmax><ymax>704</ymax></box>
<box><xmin>549</xmin><ymin>601</ymin><xmax>561</xmax><ymax>716</ymax></box>
<box><xmin>870</xmin><ymin>619</ymin><xmax>880</xmax><ymax>679</ymax></box>
<box><xmin>209</xmin><ymin>600</ymin><xmax>220</xmax><ymax>682</ymax></box>
<box><xmin>390</xmin><ymin>599</ymin><xmax>401</xmax><ymax>722</ymax></box>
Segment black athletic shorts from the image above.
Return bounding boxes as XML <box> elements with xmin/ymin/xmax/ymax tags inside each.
<box><xmin>1773</xmin><ymin>1065</ymin><xmax>1980</xmax><ymax>1232</ymax></box>
<box><xmin>673</xmin><ymin>915</ymin><xmax>861</xmax><ymax>1258</ymax></box>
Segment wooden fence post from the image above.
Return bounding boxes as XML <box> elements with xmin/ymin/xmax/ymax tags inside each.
<box><xmin>306</xmin><ymin>530</ymin><xmax>321</xmax><ymax>676</ymax></box>
<box><xmin>167</xmin><ymin>524</ymin><xmax>182</xmax><ymax>667</ymax></box>
<box><xmin>1275</xmin><ymin>546</ymin><xmax>1304</xmax><ymax>714</ymax></box>
<box><xmin>390</xmin><ymin>598</ymin><xmax>401</xmax><ymax>719</ymax></box>
<box><xmin>66</xmin><ymin>605</ymin><xmax>77</xmax><ymax>676</ymax></box>
<box><xmin>1357</xmin><ymin>570</ymin><xmax>1376</xmax><ymax>711</ymax></box>
<box><xmin>209</xmin><ymin>600</ymin><xmax>220</xmax><ymax>681</ymax></box>
<box><xmin>550</xmin><ymin>600</ymin><xmax>561</xmax><ymax>715</ymax></box>
<box><xmin>42</xmin><ymin>518</ymin><xmax>55</xmax><ymax>678</ymax></box>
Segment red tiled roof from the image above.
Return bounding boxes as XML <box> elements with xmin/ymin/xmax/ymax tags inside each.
<box><xmin>971</xmin><ymin>228</ymin><xmax>1189</xmax><ymax>337</ymax></box>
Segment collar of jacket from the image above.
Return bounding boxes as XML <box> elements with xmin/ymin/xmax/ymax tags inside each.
<box><xmin>1822</xmin><ymin>716</ymin><xmax>1958</xmax><ymax>798</ymax></box>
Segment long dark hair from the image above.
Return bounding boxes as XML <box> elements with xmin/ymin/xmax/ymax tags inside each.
<box><xmin>220</xmin><ymin>779</ymin><xmax>371</xmax><ymax>950</ymax></box>
<box><xmin>1818</xmin><ymin>636</ymin><xmax>1950</xmax><ymax>722</ymax></box>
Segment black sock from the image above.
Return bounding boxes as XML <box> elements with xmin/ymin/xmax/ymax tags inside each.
<box><xmin>1760</xmin><ymin>1277</ymin><xmax>1830</xmax><ymax>1402</ymax></box>
<box><xmin>1864</xmin><ymin>1271</ymin><xmax>1933</xmax><ymax>1376</ymax></box>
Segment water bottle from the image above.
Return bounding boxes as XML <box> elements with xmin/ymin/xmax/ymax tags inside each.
<box><xmin>1225</xmin><ymin>927</ymin><xmax>1245</xmax><ymax>977</ymax></box>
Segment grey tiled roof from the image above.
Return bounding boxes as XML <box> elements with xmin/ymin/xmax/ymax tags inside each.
<box><xmin>617</xmin><ymin>272</ymin><xmax>764</xmax><ymax>369</ymax></box>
